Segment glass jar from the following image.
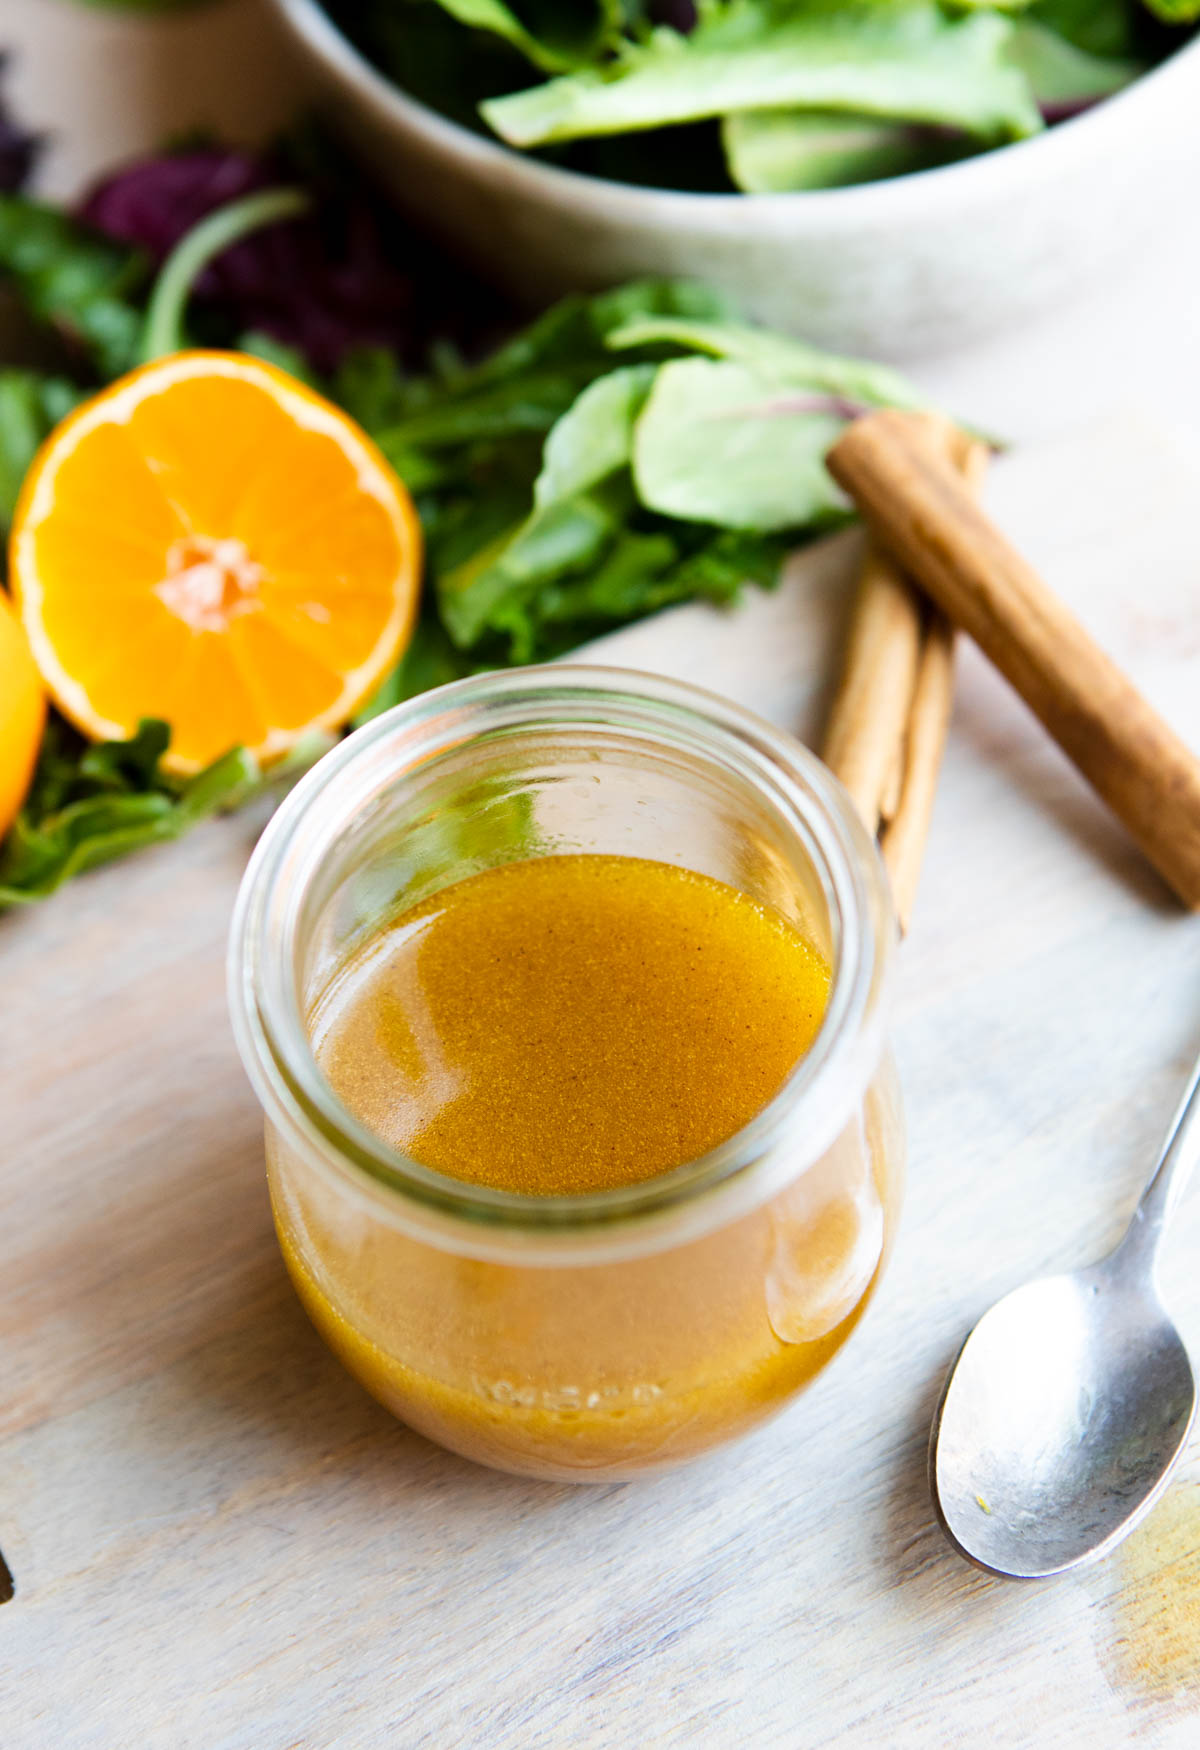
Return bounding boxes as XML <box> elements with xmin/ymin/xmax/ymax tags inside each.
<box><xmin>229</xmin><ymin>667</ymin><xmax>902</xmax><ymax>1481</ymax></box>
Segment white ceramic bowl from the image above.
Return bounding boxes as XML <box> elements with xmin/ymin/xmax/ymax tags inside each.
<box><xmin>269</xmin><ymin>0</ymin><xmax>1200</xmax><ymax>360</ymax></box>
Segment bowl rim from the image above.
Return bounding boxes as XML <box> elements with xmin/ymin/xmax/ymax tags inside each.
<box><xmin>270</xmin><ymin>0</ymin><xmax>1200</xmax><ymax>218</ymax></box>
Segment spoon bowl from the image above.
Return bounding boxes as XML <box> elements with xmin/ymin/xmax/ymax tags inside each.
<box><xmin>930</xmin><ymin>1050</ymin><xmax>1200</xmax><ymax>1579</ymax></box>
<box><xmin>931</xmin><ymin>1267</ymin><xmax>1197</xmax><ymax>1579</ymax></box>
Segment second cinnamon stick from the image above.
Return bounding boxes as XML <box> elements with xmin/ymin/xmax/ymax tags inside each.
<box><xmin>827</xmin><ymin>409</ymin><xmax>1200</xmax><ymax>909</ymax></box>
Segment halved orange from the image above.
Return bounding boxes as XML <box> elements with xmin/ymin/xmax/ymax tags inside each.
<box><xmin>10</xmin><ymin>351</ymin><xmax>421</xmax><ymax>774</ymax></box>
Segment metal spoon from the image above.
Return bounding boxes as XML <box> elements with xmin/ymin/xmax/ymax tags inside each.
<box><xmin>929</xmin><ymin>1052</ymin><xmax>1200</xmax><ymax>1580</ymax></box>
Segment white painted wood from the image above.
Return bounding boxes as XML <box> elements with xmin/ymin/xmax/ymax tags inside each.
<box><xmin>6</xmin><ymin>9</ymin><xmax>1200</xmax><ymax>1745</ymax></box>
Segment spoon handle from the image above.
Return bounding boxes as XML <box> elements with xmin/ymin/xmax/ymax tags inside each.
<box><xmin>1116</xmin><ymin>1050</ymin><xmax>1200</xmax><ymax>1279</ymax></box>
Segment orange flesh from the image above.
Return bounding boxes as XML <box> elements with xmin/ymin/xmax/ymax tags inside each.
<box><xmin>13</xmin><ymin>354</ymin><xmax>420</xmax><ymax>773</ymax></box>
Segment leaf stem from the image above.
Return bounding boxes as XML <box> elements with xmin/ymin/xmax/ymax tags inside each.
<box><xmin>138</xmin><ymin>187</ymin><xmax>310</xmax><ymax>364</ymax></box>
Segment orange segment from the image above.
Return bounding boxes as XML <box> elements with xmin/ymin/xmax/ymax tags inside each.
<box><xmin>259</xmin><ymin>582</ymin><xmax>403</xmax><ymax>673</ymax></box>
<box><xmin>9</xmin><ymin>351</ymin><xmax>422</xmax><ymax>775</ymax></box>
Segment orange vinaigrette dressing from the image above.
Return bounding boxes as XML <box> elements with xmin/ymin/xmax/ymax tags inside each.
<box><xmin>271</xmin><ymin>854</ymin><xmax>900</xmax><ymax>1477</ymax></box>
<box><xmin>312</xmin><ymin>854</ymin><xmax>832</xmax><ymax>1196</ymax></box>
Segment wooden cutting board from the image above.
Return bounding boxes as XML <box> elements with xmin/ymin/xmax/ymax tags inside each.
<box><xmin>4</xmin><ymin>414</ymin><xmax>1200</xmax><ymax>1749</ymax></box>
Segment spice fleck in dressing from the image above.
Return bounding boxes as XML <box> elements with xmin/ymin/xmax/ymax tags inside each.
<box><xmin>314</xmin><ymin>854</ymin><xmax>831</xmax><ymax>1195</ymax></box>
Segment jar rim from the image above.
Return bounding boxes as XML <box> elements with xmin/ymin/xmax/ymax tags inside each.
<box><xmin>228</xmin><ymin>665</ymin><xmax>894</xmax><ymax>1246</ymax></box>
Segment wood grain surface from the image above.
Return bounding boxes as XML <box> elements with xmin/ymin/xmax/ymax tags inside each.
<box><xmin>5</xmin><ymin>416</ymin><xmax>1200</xmax><ymax>1748</ymax></box>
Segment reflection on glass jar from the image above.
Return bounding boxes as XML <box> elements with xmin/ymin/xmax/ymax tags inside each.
<box><xmin>230</xmin><ymin>667</ymin><xmax>904</xmax><ymax>1481</ymax></box>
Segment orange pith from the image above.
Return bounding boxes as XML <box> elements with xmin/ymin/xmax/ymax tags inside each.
<box><xmin>9</xmin><ymin>351</ymin><xmax>422</xmax><ymax>775</ymax></box>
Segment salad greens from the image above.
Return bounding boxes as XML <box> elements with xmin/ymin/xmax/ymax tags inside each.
<box><xmin>481</xmin><ymin>4</ymin><xmax>1043</xmax><ymax>150</ymax></box>
<box><xmin>329</xmin><ymin>0</ymin><xmax>1196</xmax><ymax>192</ymax></box>
<box><xmin>343</xmin><ymin>272</ymin><xmax>922</xmax><ymax>671</ymax></box>
<box><xmin>0</xmin><ymin>720</ymin><xmax>262</xmax><ymax>907</ymax></box>
<box><xmin>0</xmin><ymin>107</ymin><xmax>936</xmax><ymax>905</ymax></box>
<box><xmin>0</xmin><ymin>197</ymin><xmax>146</xmax><ymax>376</ymax></box>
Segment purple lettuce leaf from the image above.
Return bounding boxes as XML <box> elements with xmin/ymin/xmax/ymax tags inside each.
<box><xmin>78</xmin><ymin>145</ymin><xmax>450</xmax><ymax>373</ymax></box>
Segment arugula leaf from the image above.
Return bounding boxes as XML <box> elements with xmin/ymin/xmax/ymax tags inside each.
<box><xmin>0</xmin><ymin>195</ymin><xmax>146</xmax><ymax>377</ymax></box>
<box><xmin>541</xmin><ymin>525</ymin><xmax>782</xmax><ymax>629</ymax></box>
<box><xmin>484</xmin><ymin>521</ymin><xmax>787</xmax><ymax>662</ymax></box>
<box><xmin>439</xmin><ymin>483</ymin><xmax>626</xmax><ymax>649</ymax></box>
<box><xmin>0</xmin><ymin>718</ymin><xmax>260</xmax><ymax>907</ymax></box>
<box><xmin>423</xmin><ymin>275</ymin><xmax>729</xmax><ymax>397</ymax></box>
<box><xmin>535</xmin><ymin>528</ymin><xmax>681</xmax><ymax>626</ymax></box>
<box><xmin>377</xmin><ymin>367</ymin><xmax>598</xmax><ymax>448</ymax></box>
<box><xmin>427</xmin><ymin>362</ymin><xmax>657</xmax><ymax>656</ymax></box>
<box><xmin>483</xmin><ymin>0</ymin><xmax>1044</xmax><ymax>149</ymax></box>
<box><xmin>0</xmin><ymin>371</ymin><xmax>82</xmax><ymax>531</ymax></box>
<box><xmin>330</xmin><ymin>344</ymin><xmax>419</xmax><ymax>429</ymax></box>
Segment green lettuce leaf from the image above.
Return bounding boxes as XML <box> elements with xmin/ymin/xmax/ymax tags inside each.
<box><xmin>605</xmin><ymin>312</ymin><xmax>927</xmax><ymax>409</ymax></box>
<box><xmin>419</xmin><ymin>0</ymin><xmax>622</xmax><ymax>73</ymax></box>
<box><xmin>0</xmin><ymin>719</ymin><xmax>260</xmax><ymax>907</ymax></box>
<box><xmin>532</xmin><ymin>362</ymin><xmax>657</xmax><ymax>508</ymax></box>
<box><xmin>1008</xmin><ymin>18</ymin><xmax>1142</xmax><ymax>108</ymax></box>
<box><xmin>482</xmin><ymin>0</ymin><xmax>1044</xmax><ymax>148</ymax></box>
<box><xmin>722</xmin><ymin>108</ymin><xmax>964</xmax><ymax>192</ymax></box>
<box><xmin>417</xmin><ymin>287</ymin><xmax>931</xmax><ymax>661</ymax></box>
<box><xmin>632</xmin><ymin>356</ymin><xmax>849</xmax><ymax>530</ymax></box>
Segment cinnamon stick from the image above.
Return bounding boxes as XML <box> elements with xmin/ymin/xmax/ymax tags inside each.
<box><xmin>877</xmin><ymin>610</ymin><xmax>956</xmax><ymax>931</ymax></box>
<box><xmin>823</xmin><ymin>419</ymin><xmax>985</xmax><ymax>929</ymax></box>
<box><xmin>878</xmin><ymin>740</ymin><xmax>906</xmax><ymax>826</ymax></box>
<box><xmin>821</xmin><ymin>547</ymin><xmax>923</xmax><ymax>832</ymax></box>
<box><xmin>878</xmin><ymin>436</ymin><xmax>988</xmax><ymax>930</ymax></box>
<box><xmin>828</xmin><ymin>409</ymin><xmax>1200</xmax><ymax>910</ymax></box>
